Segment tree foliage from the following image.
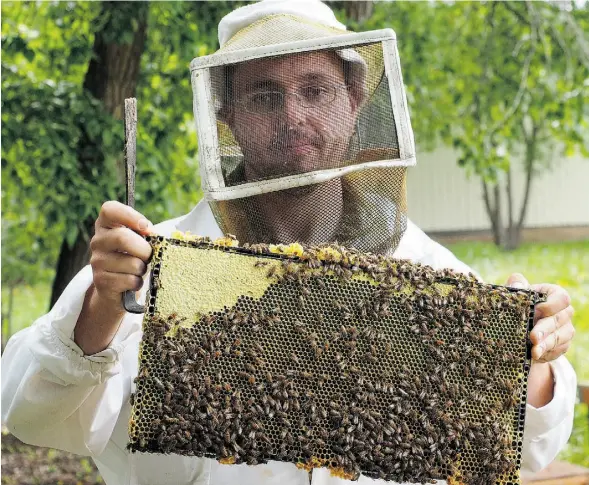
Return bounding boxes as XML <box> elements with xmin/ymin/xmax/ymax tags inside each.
<box><xmin>2</xmin><ymin>1</ymin><xmax>115</xmax><ymax>287</ymax></box>
<box><xmin>1</xmin><ymin>2</ymin><xmax>241</xmax><ymax>294</ymax></box>
<box><xmin>48</xmin><ymin>1</ymin><xmax>150</xmax><ymax>306</ymax></box>
<box><xmin>354</xmin><ymin>1</ymin><xmax>589</xmax><ymax>249</ymax></box>
<box><xmin>2</xmin><ymin>0</ymin><xmax>588</xmax><ymax>299</ymax></box>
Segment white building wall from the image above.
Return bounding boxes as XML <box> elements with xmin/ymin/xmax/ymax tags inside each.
<box><xmin>406</xmin><ymin>147</ymin><xmax>589</xmax><ymax>232</ymax></box>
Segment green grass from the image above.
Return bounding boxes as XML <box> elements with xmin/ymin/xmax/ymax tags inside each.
<box><xmin>1</xmin><ymin>282</ymin><xmax>52</xmax><ymax>342</ymax></box>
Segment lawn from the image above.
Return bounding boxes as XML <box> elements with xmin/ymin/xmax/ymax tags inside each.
<box><xmin>1</xmin><ymin>239</ymin><xmax>588</xmax><ymax>482</ymax></box>
<box><xmin>1</xmin><ymin>283</ymin><xmax>52</xmax><ymax>346</ymax></box>
<box><xmin>1</xmin><ymin>432</ymin><xmax>103</xmax><ymax>485</ymax></box>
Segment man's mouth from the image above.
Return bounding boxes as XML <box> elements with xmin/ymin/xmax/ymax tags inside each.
<box><xmin>272</xmin><ymin>133</ymin><xmax>320</xmax><ymax>154</ymax></box>
<box><xmin>284</xmin><ymin>142</ymin><xmax>314</xmax><ymax>155</ymax></box>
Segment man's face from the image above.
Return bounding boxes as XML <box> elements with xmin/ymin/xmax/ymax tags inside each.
<box><xmin>226</xmin><ymin>51</ymin><xmax>360</xmax><ymax>181</ymax></box>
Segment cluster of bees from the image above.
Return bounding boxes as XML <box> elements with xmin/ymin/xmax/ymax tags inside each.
<box><xmin>129</xmin><ymin>237</ymin><xmax>539</xmax><ymax>485</ymax></box>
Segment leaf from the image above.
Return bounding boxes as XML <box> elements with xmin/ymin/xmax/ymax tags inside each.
<box><xmin>65</xmin><ymin>225</ymin><xmax>79</xmax><ymax>250</ymax></box>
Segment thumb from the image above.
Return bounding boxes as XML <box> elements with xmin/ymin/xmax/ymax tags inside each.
<box><xmin>506</xmin><ymin>272</ymin><xmax>529</xmax><ymax>290</ymax></box>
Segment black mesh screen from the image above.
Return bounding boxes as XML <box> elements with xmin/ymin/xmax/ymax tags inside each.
<box><xmin>210</xmin><ymin>167</ymin><xmax>407</xmax><ymax>255</ymax></box>
<box><xmin>211</xmin><ymin>43</ymin><xmax>400</xmax><ymax>187</ymax></box>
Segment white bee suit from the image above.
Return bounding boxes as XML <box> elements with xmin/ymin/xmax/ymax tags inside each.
<box><xmin>1</xmin><ymin>199</ymin><xmax>577</xmax><ymax>485</ymax></box>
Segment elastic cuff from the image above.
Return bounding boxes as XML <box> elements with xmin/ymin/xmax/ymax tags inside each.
<box><xmin>29</xmin><ymin>321</ymin><xmax>122</xmax><ymax>386</ymax></box>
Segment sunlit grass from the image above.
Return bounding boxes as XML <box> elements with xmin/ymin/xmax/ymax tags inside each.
<box><xmin>1</xmin><ymin>282</ymin><xmax>52</xmax><ymax>342</ymax></box>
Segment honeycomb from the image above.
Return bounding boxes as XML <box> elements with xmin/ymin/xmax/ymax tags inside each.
<box><xmin>128</xmin><ymin>235</ymin><xmax>541</xmax><ymax>485</ymax></box>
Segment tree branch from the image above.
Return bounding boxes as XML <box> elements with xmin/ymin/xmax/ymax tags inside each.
<box><xmin>506</xmin><ymin>164</ymin><xmax>514</xmax><ymax>233</ymax></box>
<box><xmin>502</xmin><ymin>2</ymin><xmax>529</xmax><ymax>26</ymax></box>
<box><xmin>482</xmin><ymin>179</ymin><xmax>494</xmax><ymax>220</ymax></box>
<box><xmin>562</xmin><ymin>10</ymin><xmax>589</xmax><ymax>70</ymax></box>
<box><xmin>549</xmin><ymin>20</ymin><xmax>574</xmax><ymax>79</ymax></box>
<box><xmin>482</xmin><ymin>179</ymin><xmax>502</xmax><ymax>245</ymax></box>
<box><xmin>474</xmin><ymin>3</ymin><xmax>497</xmax><ymax>139</ymax></box>
<box><xmin>487</xmin><ymin>1</ymin><xmax>537</xmax><ymax>141</ymax></box>
<box><xmin>494</xmin><ymin>182</ymin><xmax>503</xmax><ymax>246</ymax></box>
<box><xmin>517</xmin><ymin>122</ymin><xmax>538</xmax><ymax>230</ymax></box>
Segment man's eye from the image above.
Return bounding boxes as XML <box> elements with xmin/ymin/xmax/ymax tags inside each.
<box><xmin>249</xmin><ymin>92</ymin><xmax>281</xmax><ymax>108</ymax></box>
<box><xmin>301</xmin><ymin>85</ymin><xmax>329</xmax><ymax>100</ymax></box>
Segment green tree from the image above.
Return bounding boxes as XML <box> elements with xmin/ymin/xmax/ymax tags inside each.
<box><xmin>443</xmin><ymin>2</ymin><xmax>589</xmax><ymax>249</ymax></box>
<box><xmin>2</xmin><ymin>1</ymin><xmax>242</xmax><ymax>311</ymax></box>
<box><xmin>49</xmin><ymin>1</ymin><xmax>150</xmax><ymax>306</ymax></box>
<box><xmin>2</xmin><ymin>1</ymin><xmax>121</xmax><ymax>303</ymax></box>
<box><xmin>347</xmin><ymin>1</ymin><xmax>589</xmax><ymax>250</ymax></box>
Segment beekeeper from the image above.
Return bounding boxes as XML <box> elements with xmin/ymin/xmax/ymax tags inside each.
<box><xmin>2</xmin><ymin>1</ymin><xmax>577</xmax><ymax>485</ymax></box>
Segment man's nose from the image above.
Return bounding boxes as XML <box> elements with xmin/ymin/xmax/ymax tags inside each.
<box><xmin>282</xmin><ymin>93</ymin><xmax>306</xmax><ymax>126</ymax></box>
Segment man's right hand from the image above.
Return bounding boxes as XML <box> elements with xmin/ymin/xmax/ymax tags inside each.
<box><xmin>74</xmin><ymin>201</ymin><xmax>154</xmax><ymax>355</ymax></box>
<box><xmin>90</xmin><ymin>201</ymin><xmax>154</xmax><ymax>304</ymax></box>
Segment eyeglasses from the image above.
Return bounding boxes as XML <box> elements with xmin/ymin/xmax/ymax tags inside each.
<box><xmin>235</xmin><ymin>84</ymin><xmax>349</xmax><ymax>114</ymax></box>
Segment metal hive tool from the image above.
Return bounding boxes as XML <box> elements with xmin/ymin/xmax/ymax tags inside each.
<box><xmin>128</xmin><ymin>234</ymin><xmax>541</xmax><ymax>485</ymax></box>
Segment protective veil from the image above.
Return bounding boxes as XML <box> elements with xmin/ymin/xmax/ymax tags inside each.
<box><xmin>190</xmin><ymin>2</ymin><xmax>416</xmax><ymax>255</ymax></box>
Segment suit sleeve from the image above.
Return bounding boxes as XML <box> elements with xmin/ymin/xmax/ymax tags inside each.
<box><xmin>1</xmin><ymin>265</ymin><xmax>144</xmax><ymax>455</ymax></box>
<box><xmin>520</xmin><ymin>356</ymin><xmax>577</xmax><ymax>472</ymax></box>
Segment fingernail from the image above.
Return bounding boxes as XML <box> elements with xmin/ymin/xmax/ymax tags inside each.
<box><xmin>138</xmin><ymin>219</ymin><xmax>151</xmax><ymax>231</ymax></box>
<box><xmin>536</xmin><ymin>331</ymin><xmax>544</xmax><ymax>340</ymax></box>
<box><xmin>511</xmin><ymin>281</ymin><xmax>525</xmax><ymax>289</ymax></box>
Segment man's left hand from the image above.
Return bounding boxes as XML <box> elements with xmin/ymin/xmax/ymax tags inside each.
<box><xmin>507</xmin><ymin>273</ymin><xmax>575</xmax><ymax>363</ymax></box>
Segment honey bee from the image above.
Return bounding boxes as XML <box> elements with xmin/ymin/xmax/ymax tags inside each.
<box><xmin>153</xmin><ymin>377</ymin><xmax>165</xmax><ymax>390</ymax></box>
<box><xmin>266</xmin><ymin>266</ymin><xmax>278</xmax><ymax>278</ymax></box>
<box><xmin>201</xmin><ymin>314</ymin><xmax>217</xmax><ymax>326</ymax></box>
<box><xmin>293</xmin><ymin>320</ymin><xmax>307</xmax><ymax>334</ymax></box>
